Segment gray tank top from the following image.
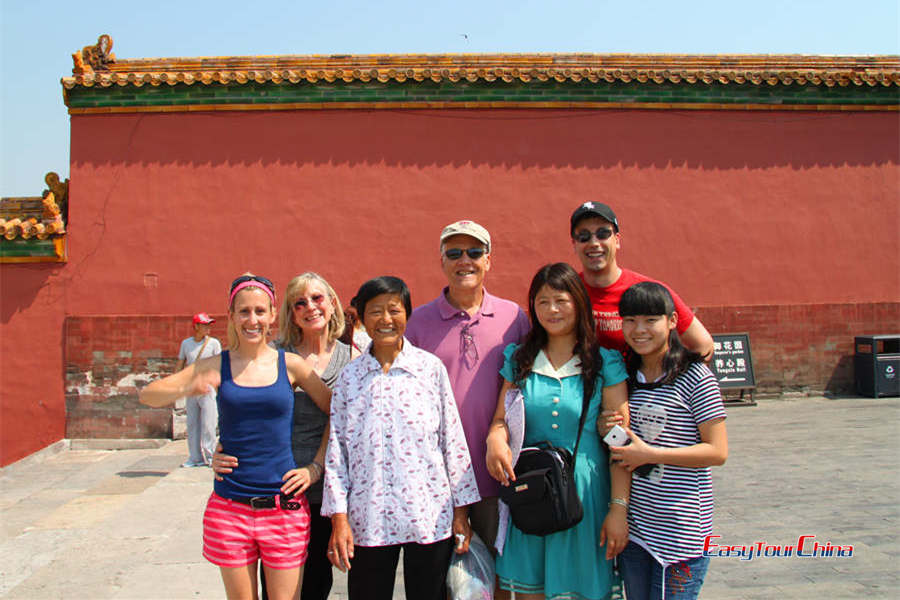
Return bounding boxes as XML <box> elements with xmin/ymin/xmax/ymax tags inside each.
<box><xmin>282</xmin><ymin>340</ymin><xmax>352</xmax><ymax>504</ymax></box>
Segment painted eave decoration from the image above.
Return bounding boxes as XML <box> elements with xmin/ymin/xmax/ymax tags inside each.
<box><xmin>62</xmin><ymin>35</ymin><xmax>900</xmax><ymax>112</ymax></box>
<box><xmin>0</xmin><ymin>173</ymin><xmax>68</xmax><ymax>263</ymax></box>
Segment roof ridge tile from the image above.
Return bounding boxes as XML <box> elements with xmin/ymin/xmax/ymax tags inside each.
<box><xmin>62</xmin><ymin>36</ymin><xmax>900</xmax><ymax>91</ymax></box>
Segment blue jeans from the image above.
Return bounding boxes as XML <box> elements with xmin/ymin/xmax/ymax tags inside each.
<box><xmin>619</xmin><ymin>541</ymin><xmax>709</xmax><ymax>600</ymax></box>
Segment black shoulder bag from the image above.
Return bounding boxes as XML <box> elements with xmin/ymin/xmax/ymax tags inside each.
<box><xmin>498</xmin><ymin>387</ymin><xmax>591</xmax><ymax>536</ymax></box>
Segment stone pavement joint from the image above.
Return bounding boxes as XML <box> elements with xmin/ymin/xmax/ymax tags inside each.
<box><xmin>1</xmin><ymin>396</ymin><xmax>897</xmax><ymax>599</ymax></box>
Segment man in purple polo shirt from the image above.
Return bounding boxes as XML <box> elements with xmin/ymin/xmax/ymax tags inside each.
<box><xmin>406</xmin><ymin>220</ymin><xmax>530</xmax><ymax>549</ymax></box>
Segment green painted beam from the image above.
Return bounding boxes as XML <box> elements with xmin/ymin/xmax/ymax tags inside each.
<box><xmin>0</xmin><ymin>239</ymin><xmax>61</xmax><ymax>258</ymax></box>
<box><xmin>67</xmin><ymin>79</ymin><xmax>900</xmax><ymax>109</ymax></box>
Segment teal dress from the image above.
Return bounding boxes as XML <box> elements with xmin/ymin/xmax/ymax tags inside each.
<box><xmin>496</xmin><ymin>344</ymin><xmax>627</xmax><ymax>600</ymax></box>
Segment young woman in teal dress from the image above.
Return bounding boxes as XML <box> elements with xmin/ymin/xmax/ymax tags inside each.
<box><xmin>486</xmin><ymin>262</ymin><xmax>631</xmax><ymax>600</ymax></box>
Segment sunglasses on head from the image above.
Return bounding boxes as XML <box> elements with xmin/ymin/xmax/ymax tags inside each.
<box><xmin>444</xmin><ymin>247</ymin><xmax>487</xmax><ymax>260</ymax></box>
<box><xmin>573</xmin><ymin>227</ymin><xmax>615</xmax><ymax>243</ymax></box>
<box><xmin>230</xmin><ymin>275</ymin><xmax>275</xmax><ymax>294</ymax></box>
<box><xmin>293</xmin><ymin>294</ymin><xmax>326</xmax><ymax>309</ymax></box>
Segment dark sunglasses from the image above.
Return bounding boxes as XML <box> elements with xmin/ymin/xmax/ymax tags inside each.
<box><xmin>444</xmin><ymin>247</ymin><xmax>487</xmax><ymax>260</ymax></box>
<box><xmin>573</xmin><ymin>227</ymin><xmax>615</xmax><ymax>243</ymax></box>
<box><xmin>230</xmin><ymin>275</ymin><xmax>275</xmax><ymax>294</ymax></box>
<box><xmin>293</xmin><ymin>294</ymin><xmax>326</xmax><ymax>309</ymax></box>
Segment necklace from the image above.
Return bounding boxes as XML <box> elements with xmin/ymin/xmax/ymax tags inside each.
<box><xmin>297</xmin><ymin>338</ymin><xmax>333</xmax><ymax>373</ymax></box>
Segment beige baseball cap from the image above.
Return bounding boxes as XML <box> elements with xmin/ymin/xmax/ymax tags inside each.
<box><xmin>439</xmin><ymin>220</ymin><xmax>491</xmax><ymax>251</ymax></box>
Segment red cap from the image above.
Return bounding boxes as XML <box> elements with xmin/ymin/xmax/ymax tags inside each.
<box><xmin>192</xmin><ymin>313</ymin><xmax>215</xmax><ymax>325</ymax></box>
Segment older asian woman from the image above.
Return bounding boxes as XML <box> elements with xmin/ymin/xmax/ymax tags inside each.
<box><xmin>322</xmin><ymin>276</ymin><xmax>481</xmax><ymax>600</ymax></box>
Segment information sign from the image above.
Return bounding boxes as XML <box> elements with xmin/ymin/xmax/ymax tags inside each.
<box><xmin>709</xmin><ymin>333</ymin><xmax>755</xmax><ymax>390</ymax></box>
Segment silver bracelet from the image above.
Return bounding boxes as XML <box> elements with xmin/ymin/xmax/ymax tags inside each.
<box><xmin>609</xmin><ymin>497</ymin><xmax>628</xmax><ymax>509</ymax></box>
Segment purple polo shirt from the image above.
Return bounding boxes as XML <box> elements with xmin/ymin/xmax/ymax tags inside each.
<box><xmin>406</xmin><ymin>288</ymin><xmax>530</xmax><ymax>497</ymax></box>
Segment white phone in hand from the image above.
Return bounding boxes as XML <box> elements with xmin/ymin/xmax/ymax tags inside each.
<box><xmin>603</xmin><ymin>424</ymin><xmax>629</xmax><ymax>447</ymax></box>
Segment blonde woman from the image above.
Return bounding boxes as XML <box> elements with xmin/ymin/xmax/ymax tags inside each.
<box><xmin>215</xmin><ymin>272</ymin><xmax>357</xmax><ymax>600</ymax></box>
<box><xmin>141</xmin><ymin>274</ymin><xmax>330</xmax><ymax>600</ymax></box>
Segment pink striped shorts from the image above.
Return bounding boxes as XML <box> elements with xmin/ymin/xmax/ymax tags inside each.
<box><xmin>202</xmin><ymin>492</ymin><xmax>310</xmax><ymax>569</ymax></box>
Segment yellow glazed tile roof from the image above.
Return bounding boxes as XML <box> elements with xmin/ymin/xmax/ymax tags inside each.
<box><xmin>0</xmin><ymin>173</ymin><xmax>68</xmax><ymax>241</ymax></box>
<box><xmin>62</xmin><ymin>36</ymin><xmax>900</xmax><ymax>90</ymax></box>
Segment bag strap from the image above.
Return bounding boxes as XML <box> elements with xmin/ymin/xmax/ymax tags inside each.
<box><xmin>193</xmin><ymin>336</ymin><xmax>210</xmax><ymax>365</ymax></box>
<box><xmin>569</xmin><ymin>378</ymin><xmax>592</xmax><ymax>468</ymax></box>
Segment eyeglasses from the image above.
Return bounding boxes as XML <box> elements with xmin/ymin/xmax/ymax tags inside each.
<box><xmin>459</xmin><ymin>322</ymin><xmax>479</xmax><ymax>366</ymax></box>
<box><xmin>444</xmin><ymin>247</ymin><xmax>487</xmax><ymax>261</ymax></box>
<box><xmin>573</xmin><ymin>228</ymin><xmax>614</xmax><ymax>243</ymax></box>
<box><xmin>230</xmin><ymin>274</ymin><xmax>275</xmax><ymax>294</ymax></box>
<box><xmin>293</xmin><ymin>294</ymin><xmax>326</xmax><ymax>309</ymax></box>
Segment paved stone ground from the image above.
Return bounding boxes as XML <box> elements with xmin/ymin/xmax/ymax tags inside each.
<box><xmin>702</xmin><ymin>395</ymin><xmax>899</xmax><ymax>599</ymax></box>
<box><xmin>1</xmin><ymin>395</ymin><xmax>897</xmax><ymax>599</ymax></box>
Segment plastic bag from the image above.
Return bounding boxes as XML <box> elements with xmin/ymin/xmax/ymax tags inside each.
<box><xmin>447</xmin><ymin>531</ymin><xmax>495</xmax><ymax>600</ymax></box>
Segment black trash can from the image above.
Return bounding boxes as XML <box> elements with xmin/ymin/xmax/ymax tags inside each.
<box><xmin>854</xmin><ymin>335</ymin><xmax>900</xmax><ymax>398</ymax></box>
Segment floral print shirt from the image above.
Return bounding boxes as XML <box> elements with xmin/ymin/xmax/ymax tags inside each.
<box><xmin>322</xmin><ymin>339</ymin><xmax>481</xmax><ymax>546</ymax></box>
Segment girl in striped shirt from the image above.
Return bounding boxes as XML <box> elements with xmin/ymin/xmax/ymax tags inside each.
<box><xmin>609</xmin><ymin>282</ymin><xmax>728</xmax><ymax>600</ymax></box>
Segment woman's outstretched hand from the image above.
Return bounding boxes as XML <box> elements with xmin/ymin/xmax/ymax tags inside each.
<box><xmin>139</xmin><ymin>359</ymin><xmax>220</xmax><ymax>408</ymax></box>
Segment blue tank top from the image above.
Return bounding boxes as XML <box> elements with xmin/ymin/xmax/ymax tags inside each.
<box><xmin>214</xmin><ymin>349</ymin><xmax>297</xmax><ymax>499</ymax></box>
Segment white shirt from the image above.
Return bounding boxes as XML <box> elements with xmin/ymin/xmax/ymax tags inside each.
<box><xmin>322</xmin><ymin>339</ymin><xmax>481</xmax><ymax>546</ymax></box>
<box><xmin>178</xmin><ymin>335</ymin><xmax>221</xmax><ymax>365</ymax></box>
<box><xmin>177</xmin><ymin>336</ymin><xmax>221</xmax><ymax>400</ymax></box>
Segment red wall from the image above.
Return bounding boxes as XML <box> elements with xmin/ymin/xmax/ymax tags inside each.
<box><xmin>64</xmin><ymin>315</ymin><xmax>228</xmax><ymax>438</ymax></box>
<box><xmin>0</xmin><ymin>265</ymin><xmax>68</xmax><ymax>464</ymax></box>
<box><xmin>697</xmin><ymin>302</ymin><xmax>899</xmax><ymax>394</ymax></box>
<box><xmin>2</xmin><ymin>107</ymin><xmax>898</xmax><ymax>464</ymax></box>
<box><xmin>64</xmin><ymin>109</ymin><xmax>900</xmax><ymax>311</ymax></box>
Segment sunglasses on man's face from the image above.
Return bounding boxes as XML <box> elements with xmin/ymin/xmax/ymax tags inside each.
<box><xmin>229</xmin><ymin>274</ymin><xmax>275</xmax><ymax>294</ymax></box>
<box><xmin>293</xmin><ymin>294</ymin><xmax>327</xmax><ymax>309</ymax></box>
<box><xmin>573</xmin><ymin>228</ymin><xmax>615</xmax><ymax>243</ymax></box>
<box><xmin>444</xmin><ymin>247</ymin><xmax>487</xmax><ymax>261</ymax></box>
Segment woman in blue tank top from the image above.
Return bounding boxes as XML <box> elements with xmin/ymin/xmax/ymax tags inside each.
<box><xmin>214</xmin><ymin>272</ymin><xmax>359</xmax><ymax>600</ymax></box>
<box><xmin>141</xmin><ymin>274</ymin><xmax>331</xmax><ymax>600</ymax></box>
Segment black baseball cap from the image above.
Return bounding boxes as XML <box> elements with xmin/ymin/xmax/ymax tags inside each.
<box><xmin>570</xmin><ymin>202</ymin><xmax>619</xmax><ymax>234</ymax></box>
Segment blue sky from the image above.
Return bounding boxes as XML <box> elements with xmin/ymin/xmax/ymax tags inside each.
<box><xmin>1</xmin><ymin>0</ymin><xmax>898</xmax><ymax>196</ymax></box>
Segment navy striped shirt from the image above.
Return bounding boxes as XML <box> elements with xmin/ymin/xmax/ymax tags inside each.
<box><xmin>627</xmin><ymin>362</ymin><xmax>726</xmax><ymax>564</ymax></box>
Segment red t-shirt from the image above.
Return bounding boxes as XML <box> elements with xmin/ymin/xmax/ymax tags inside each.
<box><xmin>581</xmin><ymin>269</ymin><xmax>695</xmax><ymax>354</ymax></box>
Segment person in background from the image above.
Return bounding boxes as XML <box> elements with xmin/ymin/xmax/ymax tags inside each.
<box><xmin>569</xmin><ymin>201</ymin><xmax>714</xmax><ymax>358</ymax></box>
<box><xmin>176</xmin><ymin>312</ymin><xmax>222</xmax><ymax>467</ymax></box>
<box><xmin>406</xmin><ymin>220</ymin><xmax>529</xmax><ymax>550</ymax></box>
<box><xmin>141</xmin><ymin>274</ymin><xmax>331</xmax><ymax>600</ymax></box>
<box><xmin>486</xmin><ymin>263</ymin><xmax>630</xmax><ymax>600</ymax></box>
<box><xmin>323</xmin><ymin>276</ymin><xmax>480</xmax><ymax>600</ymax></box>
<box><xmin>214</xmin><ymin>272</ymin><xmax>358</xmax><ymax>600</ymax></box>
<box><xmin>339</xmin><ymin>302</ymin><xmax>371</xmax><ymax>353</ymax></box>
<box><xmin>610</xmin><ymin>281</ymin><xmax>728</xmax><ymax>600</ymax></box>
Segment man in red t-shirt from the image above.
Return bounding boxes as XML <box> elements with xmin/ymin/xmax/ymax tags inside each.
<box><xmin>570</xmin><ymin>201</ymin><xmax>714</xmax><ymax>358</ymax></box>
